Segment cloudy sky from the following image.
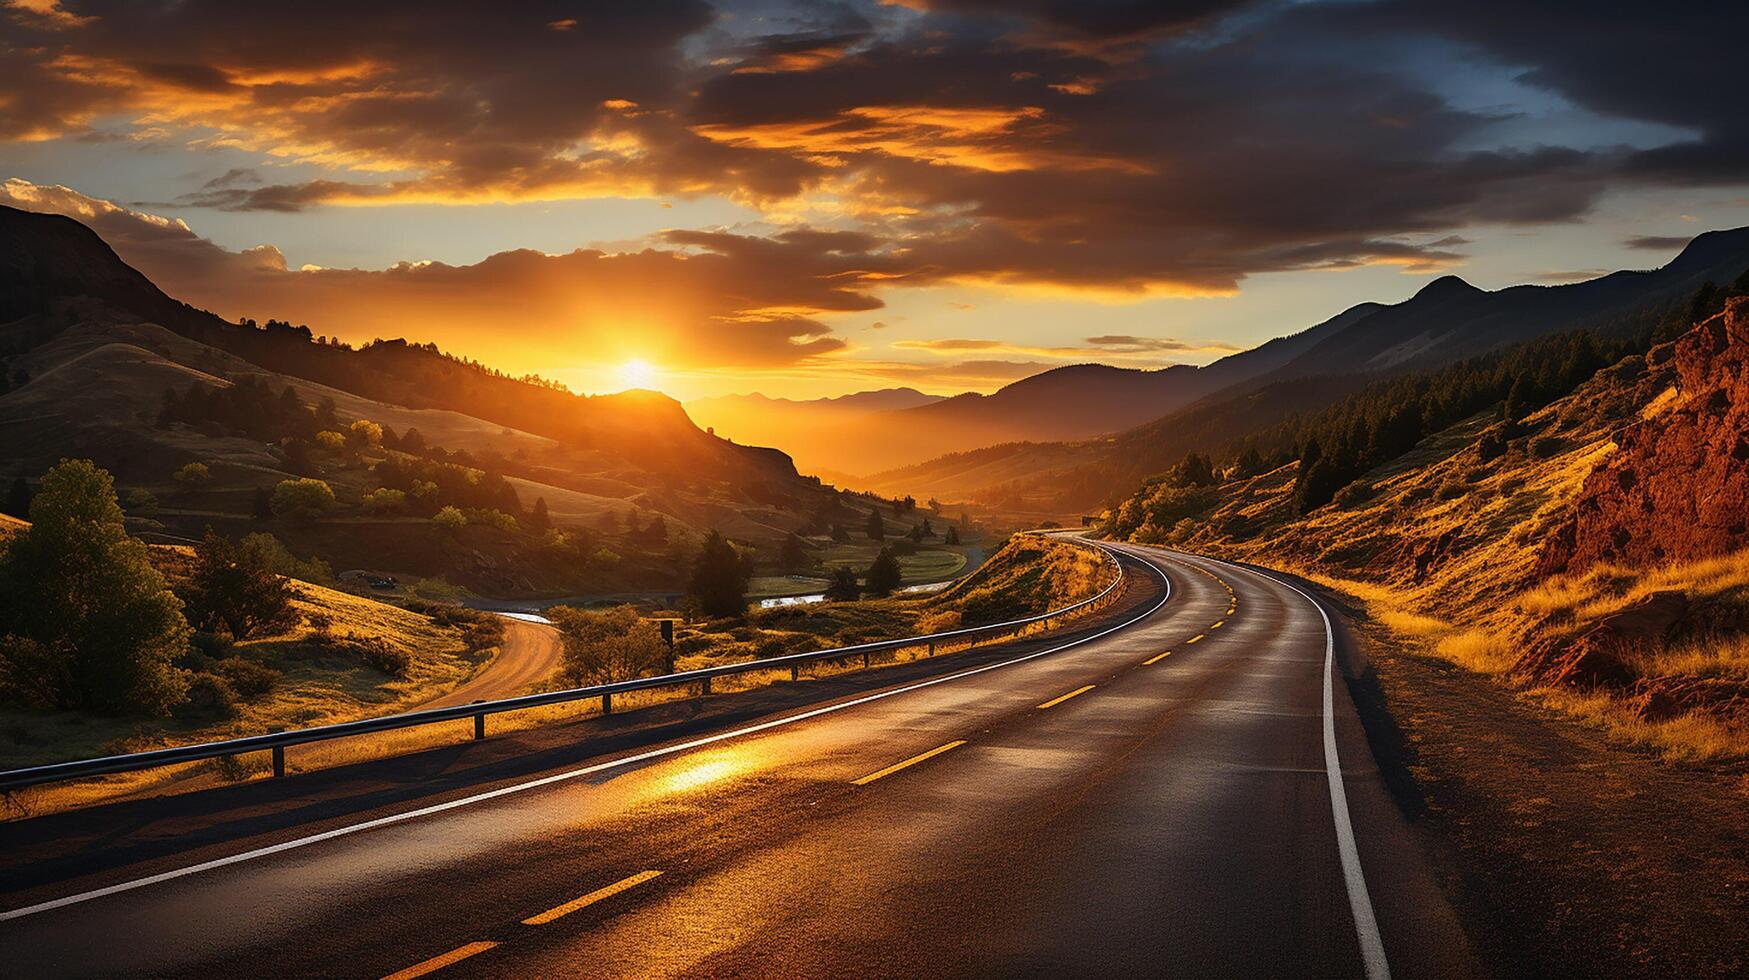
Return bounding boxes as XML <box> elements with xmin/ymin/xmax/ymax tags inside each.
<box><xmin>2</xmin><ymin>0</ymin><xmax>1746</xmax><ymax>399</ymax></box>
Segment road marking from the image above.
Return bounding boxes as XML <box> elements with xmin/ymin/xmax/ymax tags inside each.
<box><xmin>1</xmin><ymin>548</ymin><xmax>1173</xmax><ymax>924</ymax></box>
<box><xmin>523</xmin><ymin>870</ymin><xmax>663</xmax><ymax>925</ymax></box>
<box><xmin>1143</xmin><ymin>650</ymin><xmax>1171</xmax><ymax>665</ymax></box>
<box><xmin>1036</xmin><ymin>684</ymin><xmax>1095</xmax><ymax>709</ymax></box>
<box><xmin>382</xmin><ymin>941</ymin><xmax>498</xmax><ymax>980</ymax></box>
<box><xmin>1211</xmin><ymin>620</ymin><xmax>1225</xmax><ymax>629</ymax></box>
<box><xmin>852</xmin><ymin>740</ymin><xmax>966</xmax><ymax>785</ymax></box>
<box><xmin>1153</xmin><ymin>547</ymin><xmax>1391</xmax><ymax>980</ymax></box>
<box><xmin>1186</xmin><ymin>634</ymin><xmax>1204</xmax><ymax>644</ymax></box>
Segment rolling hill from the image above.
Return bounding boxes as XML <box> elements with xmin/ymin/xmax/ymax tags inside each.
<box><xmin>865</xmin><ymin>228</ymin><xmax>1749</xmax><ymax>513</ymax></box>
<box><xmin>0</xmin><ymin>205</ymin><xmax>854</xmax><ymax>594</ymax></box>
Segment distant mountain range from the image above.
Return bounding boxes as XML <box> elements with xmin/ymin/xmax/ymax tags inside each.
<box><xmin>855</xmin><ymin>227</ymin><xmax>1749</xmax><ymax>511</ymax></box>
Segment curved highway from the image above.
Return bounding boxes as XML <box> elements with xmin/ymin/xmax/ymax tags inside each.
<box><xmin>0</xmin><ymin>545</ymin><xmax>1479</xmax><ymax>978</ymax></box>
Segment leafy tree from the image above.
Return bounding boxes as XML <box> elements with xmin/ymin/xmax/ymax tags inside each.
<box><xmin>690</xmin><ymin>530</ymin><xmax>750</xmax><ymax>617</ymax></box>
<box><xmin>864</xmin><ymin>547</ymin><xmax>903</xmax><ymax>597</ymax></box>
<box><xmin>362</xmin><ymin>487</ymin><xmax>406</xmax><ymax>512</ymax></box>
<box><xmin>3</xmin><ymin>475</ymin><xmax>29</xmax><ymax>519</ymax></box>
<box><xmin>184</xmin><ymin>529</ymin><xmax>294</xmax><ymax>638</ymax></box>
<box><xmin>121</xmin><ymin>487</ymin><xmax>158</xmax><ymax>515</ymax></box>
<box><xmin>315</xmin><ymin>430</ymin><xmax>347</xmax><ymax>453</ymax></box>
<box><xmin>251</xmin><ymin>485</ymin><xmax>273</xmax><ymax>520</ymax></box>
<box><xmin>866</xmin><ymin>508</ymin><xmax>885</xmax><ymax>541</ymax></box>
<box><xmin>432</xmin><ymin>505</ymin><xmax>467</xmax><ymax>531</ymax></box>
<box><xmin>347</xmin><ymin>418</ymin><xmax>383</xmax><ymax>450</ymax></box>
<box><xmin>549</xmin><ymin>605</ymin><xmax>667</xmax><ymax>685</ymax></box>
<box><xmin>270</xmin><ymin>478</ymin><xmax>335</xmax><ymax>519</ymax></box>
<box><xmin>173</xmin><ymin>462</ymin><xmax>211</xmax><ymax>485</ymax></box>
<box><xmin>0</xmin><ymin>460</ymin><xmax>189</xmax><ymax>714</ymax></box>
<box><xmin>823</xmin><ymin>565</ymin><xmax>861</xmax><ymax>601</ymax></box>
<box><xmin>780</xmin><ymin>532</ymin><xmax>809</xmax><ymax>572</ymax></box>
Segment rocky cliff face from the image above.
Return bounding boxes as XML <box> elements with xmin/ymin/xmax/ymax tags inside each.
<box><xmin>1539</xmin><ymin>297</ymin><xmax>1749</xmax><ymax>576</ymax></box>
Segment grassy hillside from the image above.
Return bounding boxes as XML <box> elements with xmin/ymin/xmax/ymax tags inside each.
<box><xmin>1</xmin><ymin>567</ymin><xmax>501</xmax><ymax>810</ymax></box>
<box><xmin>1105</xmin><ymin>322</ymin><xmax>1749</xmax><ymax>760</ymax></box>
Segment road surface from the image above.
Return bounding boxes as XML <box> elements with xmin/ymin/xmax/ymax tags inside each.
<box><xmin>417</xmin><ymin>620</ymin><xmax>563</xmax><ymax>711</ymax></box>
<box><xmin>0</xmin><ymin>545</ymin><xmax>1479</xmax><ymax>978</ymax></box>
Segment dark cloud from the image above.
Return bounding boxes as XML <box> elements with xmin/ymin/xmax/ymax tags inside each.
<box><xmin>1</xmin><ymin>0</ymin><xmax>1743</xmax><ymax>303</ymax></box>
<box><xmin>1622</xmin><ymin>235</ymin><xmax>1693</xmax><ymax>251</ymax></box>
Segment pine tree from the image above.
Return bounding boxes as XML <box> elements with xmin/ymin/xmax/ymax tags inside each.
<box><xmin>688</xmin><ymin>531</ymin><xmax>749</xmax><ymax>618</ymax></box>
<box><xmin>866</xmin><ymin>509</ymin><xmax>885</xmax><ymax>541</ymax></box>
<box><xmin>864</xmin><ymin>548</ymin><xmax>903</xmax><ymax>597</ymax></box>
<box><xmin>530</xmin><ymin>497</ymin><xmax>551</xmax><ymax>532</ymax></box>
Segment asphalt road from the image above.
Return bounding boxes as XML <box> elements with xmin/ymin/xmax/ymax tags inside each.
<box><xmin>417</xmin><ymin>620</ymin><xmax>563</xmax><ymax>711</ymax></box>
<box><xmin>0</xmin><ymin>545</ymin><xmax>1479</xmax><ymax>978</ymax></box>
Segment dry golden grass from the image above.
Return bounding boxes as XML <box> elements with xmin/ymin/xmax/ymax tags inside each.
<box><xmin>1530</xmin><ymin>687</ymin><xmax>1745</xmax><ymax>763</ymax></box>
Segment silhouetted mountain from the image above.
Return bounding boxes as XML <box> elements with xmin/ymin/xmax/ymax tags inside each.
<box><xmin>0</xmin><ymin>204</ymin><xmax>797</xmax><ymax>484</ymax></box>
<box><xmin>867</xmin><ymin>228</ymin><xmax>1749</xmax><ymax>512</ymax></box>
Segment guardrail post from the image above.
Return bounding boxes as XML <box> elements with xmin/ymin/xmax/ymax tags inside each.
<box><xmin>270</xmin><ymin>727</ymin><xmax>285</xmax><ymax>778</ymax></box>
<box><xmin>701</xmin><ymin>676</ymin><xmax>711</xmax><ymax>696</ymax></box>
<box><xmin>472</xmin><ymin>700</ymin><xmax>485</xmax><ymax>740</ymax></box>
<box><xmin>863</xmin><ymin>650</ymin><xmax>871</xmax><ymax>669</ymax></box>
<box><xmin>927</xmin><ymin>641</ymin><xmax>934</xmax><ymax>657</ymax></box>
<box><xmin>790</xmin><ymin>663</ymin><xmax>800</xmax><ymax>681</ymax></box>
<box><xmin>602</xmin><ymin>691</ymin><xmax>613</xmax><ymax>715</ymax></box>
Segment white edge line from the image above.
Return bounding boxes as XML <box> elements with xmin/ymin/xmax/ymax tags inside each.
<box><xmin>2</xmin><ymin>548</ymin><xmax>1171</xmax><ymax>924</ymax></box>
<box><xmin>1144</xmin><ymin>546</ymin><xmax>1390</xmax><ymax>980</ymax></box>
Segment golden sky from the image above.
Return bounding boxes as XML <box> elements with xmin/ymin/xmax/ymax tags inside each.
<box><xmin>2</xmin><ymin>0</ymin><xmax>1745</xmax><ymax>399</ymax></box>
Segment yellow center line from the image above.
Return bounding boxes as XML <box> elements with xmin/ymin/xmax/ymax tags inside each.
<box><xmin>382</xmin><ymin>942</ymin><xmax>498</xmax><ymax>980</ymax></box>
<box><xmin>522</xmin><ymin>870</ymin><xmax>664</xmax><ymax>926</ymax></box>
<box><xmin>1211</xmin><ymin>620</ymin><xmax>1225</xmax><ymax>629</ymax></box>
<box><xmin>1186</xmin><ymin>634</ymin><xmax>1204</xmax><ymax>644</ymax></box>
<box><xmin>852</xmin><ymin>740</ymin><xmax>967</xmax><ymax>785</ymax></box>
<box><xmin>1143</xmin><ymin>650</ymin><xmax>1172</xmax><ymax>665</ymax></box>
<box><xmin>1037</xmin><ymin>684</ymin><xmax>1096</xmax><ymax>709</ymax></box>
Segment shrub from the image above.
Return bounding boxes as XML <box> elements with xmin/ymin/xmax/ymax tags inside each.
<box><xmin>347</xmin><ymin>419</ymin><xmax>383</xmax><ymax>450</ymax></box>
<box><xmin>353</xmin><ymin>637</ymin><xmax>410</xmax><ymax>677</ymax></box>
<box><xmin>215</xmin><ymin>658</ymin><xmax>281</xmax><ymax>701</ymax></box>
<box><xmin>1436</xmin><ymin>482</ymin><xmax>1468</xmax><ymax>500</ymax></box>
<box><xmin>362</xmin><ymin>487</ymin><xmax>406</xmax><ymax>513</ymax></box>
<box><xmin>175</xmin><ymin>672</ymin><xmax>239</xmax><ymax>720</ymax></box>
<box><xmin>271</xmin><ymin>478</ymin><xmax>336</xmax><ymax>520</ymax></box>
<box><xmin>190</xmin><ymin>631</ymin><xmax>236</xmax><ymax>659</ymax></box>
<box><xmin>549</xmin><ymin>604</ymin><xmax>668</xmax><ymax>685</ymax></box>
<box><xmin>173</xmin><ymin>462</ymin><xmax>211</xmax><ymax>485</ymax></box>
<box><xmin>463</xmin><ymin>508</ymin><xmax>520</xmax><ymax>533</ymax></box>
<box><xmin>432</xmin><ymin>505</ymin><xmax>467</xmax><ymax>531</ymax></box>
<box><xmin>121</xmin><ymin>487</ymin><xmax>158</xmax><ymax>515</ymax></box>
<box><xmin>314</xmin><ymin>430</ymin><xmax>348</xmax><ymax>452</ymax></box>
<box><xmin>1531</xmin><ymin>436</ymin><xmax>1565</xmax><ymax>459</ymax></box>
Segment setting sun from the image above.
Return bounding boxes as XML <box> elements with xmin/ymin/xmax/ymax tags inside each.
<box><xmin>617</xmin><ymin>358</ymin><xmax>658</xmax><ymax>390</ymax></box>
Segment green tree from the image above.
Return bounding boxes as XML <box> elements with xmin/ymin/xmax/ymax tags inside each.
<box><xmin>549</xmin><ymin>605</ymin><xmax>668</xmax><ymax>685</ymax></box>
<box><xmin>432</xmin><ymin>505</ymin><xmax>467</xmax><ymax>531</ymax></box>
<box><xmin>0</xmin><ymin>460</ymin><xmax>189</xmax><ymax>714</ymax></box>
<box><xmin>944</xmin><ymin>525</ymin><xmax>961</xmax><ymax>545</ymax></box>
<box><xmin>866</xmin><ymin>508</ymin><xmax>885</xmax><ymax>541</ymax></box>
<box><xmin>865</xmin><ymin>547</ymin><xmax>903</xmax><ymax>596</ymax></box>
<box><xmin>823</xmin><ymin>565</ymin><xmax>861</xmax><ymax>601</ymax></box>
<box><xmin>529</xmin><ymin>496</ymin><xmax>551</xmax><ymax>532</ymax></box>
<box><xmin>172</xmin><ymin>462</ymin><xmax>211</xmax><ymax>485</ymax></box>
<box><xmin>184</xmin><ymin>528</ymin><xmax>293</xmax><ymax>638</ymax></box>
<box><xmin>270</xmin><ymin>477</ymin><xmax>335</xmax><ymax>519</ymax></box>
<box><xmin>689</xmin><ymin>530</ymin><xmax>750</xmax><ymax>618</ymax></box>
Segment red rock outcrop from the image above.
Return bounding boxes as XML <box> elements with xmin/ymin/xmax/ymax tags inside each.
<box><xmin>1512</xmin><ymin>590</ymin><xmax>1689</xmax><ymax>688</ymax></box>
<box><xmin>1537</xmin><ymin>297</ymin><xmax>1749</xmax><ymax>576</ymax></box>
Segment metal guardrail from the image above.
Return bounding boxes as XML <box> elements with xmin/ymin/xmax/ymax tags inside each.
<box><xmin>0</xmin><ymin>537</ymin><xmax>1126</xmax><ymax>792</ymax></box>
